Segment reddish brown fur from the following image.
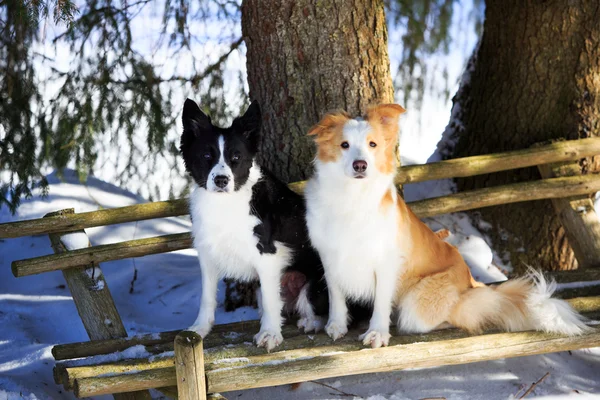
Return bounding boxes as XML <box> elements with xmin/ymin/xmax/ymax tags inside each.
<box><xmin>365</xmin><ymin>104</ymin><xmax>405</xmax><ymax>175</ymax></box>
<box><xmin>364</xmin><ymin>104</ymin><xmax>530</xmax><ymax>334</ymax></box>
<box><xmin>307</xmin><ymin>112</ymin><xmax>350</xmax><ymax>162</ymax></box>
<box><xmin>434</xmin><ymin>229</ymin><xmax>451</xmax><ymax>240</ymax></box>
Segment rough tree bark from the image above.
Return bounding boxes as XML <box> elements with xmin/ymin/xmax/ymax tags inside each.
<box><xmin>445</xmin><ymin>0</ymin><xmax>600</xmax><ymax>273</ymax></box>
<box><xmin>228</xmin><ymin>0</ymin><xmax>395</xmax><ymax>309</ymax></box>
<box><xmin>242</xmin><ymin>0</ymin><xmax>395</xmax><ymax>183</ymax></box>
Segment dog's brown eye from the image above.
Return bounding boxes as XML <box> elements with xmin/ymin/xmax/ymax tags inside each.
<box><xmin>232</xmin><ymin>153</ymin><xmax>241</xmax><ymax>161</ymax></box>
<box><xmin>341</xmin><ymin>142</ymin><xmax>349</xmax><ymax>149</ymax></box>
<box><xmin>369</xmin><ymin>141</ymin><xmax>377</xmax><ymax>148</ymax></box>
<box><xmin>203</xmin><ymin>152</ymin><xmax>212</xmax><ymax>160</ymax></box>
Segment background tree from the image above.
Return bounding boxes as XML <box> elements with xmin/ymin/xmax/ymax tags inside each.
<box><xmin>0</xmin><ymin>0</ymin><xmax>246</xmax><ymax>210</ymax></box>
<box><xmin>443</xmin><ymin>0</ymin><xmax>600</xmax><ymax>272</ymax></box>
<box><xmin>242</xmin><ymin>0</ymin><xmax>394</xmax><ymax>182</ymax></box>
<box><xmin>1</xmin><ymin>0</ymin><xmax>469</xmax><ymax>211</ymax></box>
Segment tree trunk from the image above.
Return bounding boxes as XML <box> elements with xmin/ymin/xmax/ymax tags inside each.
<box><xmin>242</xmin><ymin>0</ymin><xmax>395</xmax><ymax>183</ymax></box>
<box><xmin>445</xmin><ymin>0</ymin><xmax>600</xmax><ymax>273</ymax></box>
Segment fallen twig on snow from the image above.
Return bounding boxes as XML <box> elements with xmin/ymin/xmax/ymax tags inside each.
<box><xmin>520</xmin><ymin>372</ymin><xmax>550</xmax><ymax>399</ymax></box>
<box><xmin>309</xmin><ymin>380</ymin><xmax>360</xmax><ymax>398</ymax></box>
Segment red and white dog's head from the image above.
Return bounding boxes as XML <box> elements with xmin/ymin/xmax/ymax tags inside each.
<box><xmin>308</xmin><ymin>104</ymin><xmax>405</xmax><ymax>182</ymax></box>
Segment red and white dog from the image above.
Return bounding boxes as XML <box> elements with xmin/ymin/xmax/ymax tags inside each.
<box><xmin>304</xmin><ymin>104</ymin><xmax>588</xmax><ymax>348</ymax></box>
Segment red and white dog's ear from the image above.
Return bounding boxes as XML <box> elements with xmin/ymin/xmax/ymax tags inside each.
<box><xmin>308</xmin><ymin>111</ymin><xmax>350</xmax><ymax>141</ymax></box>
<box><xmin>366</xmin><ymin>104</ymin><xmax>406</xmax><ymax>141</ymax></box>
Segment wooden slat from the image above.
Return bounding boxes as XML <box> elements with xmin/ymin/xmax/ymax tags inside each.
<box><xmin>51</xmin><ymin>286</ymin><xmax>600</xmax><ymax>362</ymax></box>
<box><xmin>0</xmin><ymin>198</ymin><xmax>188</xmax><ymax>239</ymax></box>
<box><xmin>12</xmin><ymin>174</ymin><xmax>600</xmax><ymax>277</ymax></box>
<box><xmin>395</xmin><ymin>137</ymin><xmax>600</xmax><ymax>184</ymax></box>
<box><xmin>53</xmin><ymin>320</ymin><xmax>291</xmax><ymax>361</ymax></box>
<box><xmin>72</xmin><ymin>326</ymin><xmax>600</xmax><ymax>397</ymax></box>
<box><xmin>56</xmin><ymin>356</ymin><xmax>175</xmax><ymax>390</ymax></box>
<box><xmin>410</xmin><ymin>174</ymin><xmax>600</xmax><ymax>218</ymax></box>
<box><xmin>539</xmin><ymin>162</ymin><xmax>600</xmax><ymax>269</ymax></box>
<box><xmin>46</xmin><ymin>209</ymin><xmax>152</xmax><ymax>400</ymax></box>
<box><xmin>175</xmin><ymin>331</ymin><xmax>207</xmax><ymax>400</ymax></box>
<box><xmin>57</xmin><ymin>296</ymin><xmax>600</xmax><ymax>395</ymax></box>
<box><xmin>48</xmin><ymin>210</ymin><xmax>129</xmax><ymax>342</ymax></box>
<box><xmin>12</xmin><ymin>233</ymin><xmax>192</xmax><ymax>277</ymax></box>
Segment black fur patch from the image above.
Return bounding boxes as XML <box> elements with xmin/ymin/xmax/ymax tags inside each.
<box><xmin>181</xmin><ymin>99</ymin><xmax>259</xmax><ymax>191</ymax></box>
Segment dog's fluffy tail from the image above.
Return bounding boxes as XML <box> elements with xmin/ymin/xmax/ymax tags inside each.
<box><xmin>449</xmin><ymin>269</ymin><xmax>588</xmax><ymax>336</ymax></box>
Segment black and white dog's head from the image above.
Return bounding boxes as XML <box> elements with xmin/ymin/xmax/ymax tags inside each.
<box><xmin>180</xmin><ymin>99</ymin><xmax>261</xmax><ymax>193</ymax></box>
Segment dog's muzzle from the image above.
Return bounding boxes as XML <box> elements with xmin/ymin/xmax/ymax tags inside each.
<box><xmin>214</xmin><ymin>175</ymin><xmax>230</xmax><ymax>190</ymax></box>
<box><xmin>352</xmin><ymin>160</ymin><xmax>367</xmax><ymax>178</ymax></box>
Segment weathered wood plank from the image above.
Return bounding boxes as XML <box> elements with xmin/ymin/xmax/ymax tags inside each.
<box><xmin>395</xmin><ymin>137</ymin><xmax>600</xmax><ymax>184</ymax></box>
<box><xmin>72</xmin><ymin>326</ymin><xmax>600</xmax><ymax>397</ymax></box>
<box><xmin>57</xmin><ymin>355</ymin><xmax>175</xmax><ymax>390</ymax></box>
<box><xmin>12</xmin><ymin>174</ymin><xmax>600</xmax><ymax>277</ymax></box>
<box><xmin>550</xmin><ymin>269</ymin><xmax>600</xmax><ymax>283</ymax></box>
<box><xmin>48</xmin><ymin>210</ymin><xmax>128</xmax><ymax>341</ymax></box>
<box><xmin>539</xmin><ymin>162</ymin><xmax>600</xmax><ymax>269</ymax></box>
<box><xmin>410</xmin><ymin>174</ymin><xmax>600</xmax><ymax>218</ymax></box>
<box><xmin>47</xmin><ymin>210</ymin><xmax>152</xmax><ymax>400</ymax></box>
<box><xmin>75</xmin><ymin>368</ymin><xmax>175</xmax><ymax>398</ymax></box>
<box><xmin>175</xmin><ymin>331</ymin><xmax>207</xmax><ymax>400</ymax></box>
<box><xmin>0</xmin><ymin>199</ymin><xmax>189</xmax><ymax>239</ymax></box>
<box><xmin>53</xmin><ymin>321</ymin><xmax>297</xmax><ymax>361</ymax></box>
<box><xmin>52</xmin><ymin>292</ymin><xmax>600</xmax><ymax>362</ymax></box>
<box><xmin>12</xmin><ymin>233</ymin><xmax>192</xmax><ymax>277</ymax></box>
<box><xmin>61</xmin><ymin>297</ymin><xmax>600</xmax><ymax>397</ymax></box>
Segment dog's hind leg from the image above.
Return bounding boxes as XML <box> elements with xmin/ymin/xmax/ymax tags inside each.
<box><xmin>397</xmin><ymin>271</ymin><xmax>460</xmax><ymax>334</ymax></box>
<box><xmin>296</xmin><ymin>284</ymin><xmax>326</xmax><ymax>333</ymax></box>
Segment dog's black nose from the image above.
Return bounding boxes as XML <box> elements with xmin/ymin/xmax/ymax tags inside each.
<box><xmin>353</xmin><ymin>160</ymin><xmax>368</xmax><ymax>173</ymax></box>
<box><xmin>214</xmin><ymin>175</ymin><xmax>229</xmax><ymax>188</ymax></box>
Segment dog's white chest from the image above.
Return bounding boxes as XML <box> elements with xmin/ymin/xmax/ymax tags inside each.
<box><xmin>306</xmin><ymin>183</ymin><xmax>399</xmax><ymax>301</ymax></box>
<box><xmin>190</xmin><ymin>187</ymin><xmax>262</xmax><ymax>280</ymax></box>
<box><xmin>189</xmin><ymin>184</ymin><xmax>293</xmax><ymax>281</ymax></box>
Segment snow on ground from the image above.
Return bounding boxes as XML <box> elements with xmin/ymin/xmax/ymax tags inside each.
<box><xmin>1</xmin><ymin>169</ymin><xmax>599</xmax><ymax>400</ymax></box>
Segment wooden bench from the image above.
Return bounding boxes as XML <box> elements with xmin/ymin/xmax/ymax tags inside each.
<box><xmin>3</xmin><ymin>137</ymin><xmax>600</xmax><ymax>400</ymax></box>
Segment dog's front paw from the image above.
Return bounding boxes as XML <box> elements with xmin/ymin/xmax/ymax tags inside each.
<box><xmin>359</xmin><ymin>329</ymin><xmax>391</xmax><ymax>348</ymax></box>
<box><xmin>253</xmin><ymin>225</ymin><xmax>277</xmax><ymax>255</ymax></box>
<box><xmin>188</xmin><ymin>324</ymin><xmax>212</xmax><ymax>339</ymax></box>
<box><xmin>254</xmin><ymin>329</ymin><xmax>283</xmax><ymax>352</ymax></box>
<box><xmin>297</xmin><ymin>316</ymin><xmax>326</xmax><ymax>333</ymax></box>
<box><xmin>325</xmin><ymin>320</ymin><xmax>348</xmax><ymax>341</ymax></box>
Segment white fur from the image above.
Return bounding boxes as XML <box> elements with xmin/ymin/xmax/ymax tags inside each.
<box><xmin>339</xmin><ymin>119</ymin><xmax>379</xmax><ymax>179</ymax></box>
<box><xmin>305</xmin><ymin>119</ymin><xmax>406</xmax><ymax>347</ymax></box>
<box><xmin>525</xmin><ymin>269</ymin><xmax>589</xmax><ymax>335</ymax></box>
<box><xmin>188</xmin><ymin>162</ymin><xmax>293</xmax><ymax>351</ymax></box>
<box><xmin>295</xmin><ymin>284</ymin><xmax>325</xmax><ymax>333</ymax></box>
<box><xmin>207</xmin><ymin>136</ymin><xmax>235</xmax><ymax>192</ymax></box>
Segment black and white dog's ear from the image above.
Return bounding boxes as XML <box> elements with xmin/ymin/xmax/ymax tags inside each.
<box><xmin>234</xmin><ymin>100</ymin><xmax>262</xmax><ymax>142</ymax></box>
<box><xmin>182</xmin><ymin>98</ymin><xmax>212</xmax><ymax>135</ymax></box>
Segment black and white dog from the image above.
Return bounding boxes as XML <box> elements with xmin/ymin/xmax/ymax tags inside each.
<box><xmin>180</xmin><ymin>99</ymin><xmax>328</xmax><ymax>351</ymax></box>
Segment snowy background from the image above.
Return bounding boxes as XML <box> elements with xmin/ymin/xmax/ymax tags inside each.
<box><xmin>1</xmin><ymin>167</ymin><xmax>599</xmax><ymax>399</ymax></box>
